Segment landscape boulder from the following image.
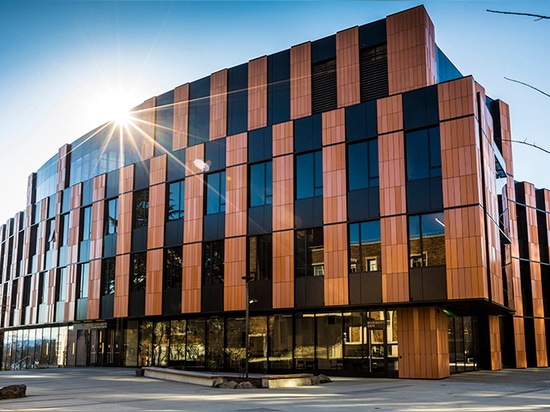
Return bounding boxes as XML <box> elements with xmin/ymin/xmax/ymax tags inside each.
<box><xmin>0</xmin><ymin>384</ymin><xmax>27</xmax><ymax>400</ymax></box>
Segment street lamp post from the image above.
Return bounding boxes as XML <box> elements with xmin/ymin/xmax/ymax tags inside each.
<box><xmin>242</xmin><ymin>275</ymin><xmax>253</xmax><ymax>379</ymax></box>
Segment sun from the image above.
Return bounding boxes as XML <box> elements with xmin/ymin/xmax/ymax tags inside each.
<box><xmin>89</xmin><ymin>88</ymin><xmax>138</xmax><ymax>128</ymax></box>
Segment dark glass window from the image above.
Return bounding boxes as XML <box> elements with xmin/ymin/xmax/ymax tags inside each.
<box><xmin>294</xmin><ymin>114</ymin><xmax>322</xmax><ymax>153</ymax></box>
<box><xmin>206</xmin><ymin>172</ymin><xmax>226</xmax><ymax>214</ymax></box>
<box><xmin>164</xmin><ymin>247</ymin><xmax>182</xmax><ymax>290</ymax></box>
<box><xmin>130</xmin><ymin>252</ymin><xmax>147</xmax><ymax>293</ymax></box>
<box><xmin>250</xmin><ymin>162</ymin><xmax>272</xmax><ymax>207</ymax></box>
<box><xmin>296</xmin><ymin>151</ymin><xmax>323</xmax><ymax>199</ymax></box>
<box><xmin>248</xmin><ymin>127</ymin><xmax>272</xmax><ymax>163</ymax></box>
<box><xmin>78</xmin><ymin>263</ymin><xmax>89</xmax><ymax>299</ymax></box>
<box><xmin>56</xmin><ymin>267</ymin><xmax>68</xmax><ymax>302</ymax></box>
<box><xmin>105</xmin><ymin>198</ymin><xmax>118</xmax><ymax>235</ymax></box>
<box><xmin>167</xmin><ymin>180</ymin><xmax>185</xmax><ymax>221</ymax></box>
<box><xmin>267</xmin><ymin>50</ymin><xmax>290</xmax><ymax>125</ymax></box>
<box><xmin>204</xmin><ymin>139</ymin><xmax>226</xmax><ymax>172</ymax></box>
<box><xmin>403</xmin><ymin>85</ymin><xmax>439</xmax><ymax>130</ymax></box>
<box><xmin>348</xmin><ymin>140</ymin><xmax>379</xmax><ymax>190</ymax></box>
<box><xmin>38</xmin><ymin>272</ymin><xmax>48</xmax><ymax>304</ymax></box>
<box><xmin>227</xmin><ymin>63</ymin><xmax>248</xmax><ymax>136</ymax></box>
<box><xmin>133</xmin><ymin>189</ymin><xmax>149</xmax><ymax>228</ymax></box>
<box><xmin>167</xmin><ymin>148</ymin><xmax>186</xmax><ymax>182</ymax></box>
<box><xmin>188</xmin><ymin>76</ymin><xmax>210</xmax><ymax>146</ymax></box>
<box><xmin>81</xmin><ymin>207</ymin><xmax>92</xmax><ymax>241</ymax></box>
<box><xmin>408</xmin><ymin>213</ymin><xmax>446</xmax><ymax>268</ymax></box>
<box><xmin>345</xmin><ymin>101</ymin><xmax>377</xmax><ymax>141</ymax></box>
<box><xmin>349</xmin><ymin>221</ymin><xmax>381</xmax><ymax>272</ymax></box>
<box><xmin>46</xmin><ymin>219</ymin><xmax>56</xmax><ymax>251</ymax></box>
<box><xmin>406</xmin><ymin>127</ymin><xmax>441</xmax><ymax>181</ymax></box>
<box><xmin>154</xmin><ymin>90</ymin><xmax>174</xmax><ymax>156</ymax></box>
<box><xmin>312</xmin><ymin>59</ymin><xmax>337</xmax><ymax>114</ymax></box>
<box><xmin>59</xmin><ymin>213</ymin><xmax>69</xmax><ymax>246</ymax></box>
<box><xmin>295</xmin><ymin>227</ymin><xmax>324</xmax><ymax>277</ymax></box>
<box><xmin>101</xmin><ymin>258</ymin><xmax>115</xmax><ymax>296</ymax></box>
<box><xmin>203</xmin><ymin>240</ymin><xmax>224</xmax><ymax>285</ymax></box>
<box><xmin>248</xmin><ymin>235</ymin><xmax>272</xmax><ymax>280</ymax></box>
<box><xmin>360</xmin><ymin>43</ymin><xmax>388</xmax><ymax>102</ymax></box>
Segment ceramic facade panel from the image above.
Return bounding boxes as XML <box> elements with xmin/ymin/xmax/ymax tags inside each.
<box><xmin>379</xmin><ymin>131</ymin><xmax>406</xmax><ymax>216</ymax></box>
<box><xmin>336</xmin><ymin>26</ymin><xmax>360</xmax><ymax>108</ymax></box>
<box><xmin>173</xmin><ymin>83</ymin><xmax>190</xmax><ymax>151</ymax></box>
<box><xmin>182</xmin><ymin>242</ymin><xmax>202</xmax><ymax>313</ymax></box>
<box><xmin>290</xmin><ymin>42</ymin><xmax>312</xmax><ymax>120</ymax></box>
<box><xmin>224</xmin><ymin>236</ymin><xmax>246</xmax><ymax>311</ymax></box>
<box><xmin>273</xmin><ymin>230</ymin><xmax>294</xmax><ymax>308</ymax></box>
<box><xmin>381</xmin><ymin>215</ymin><xmax>409</xmax><ymax>303</ymax></box>
<box><xmin>272</xmin><ymin>121</ymin><xmax>293</xmax><ymax>157</ymax></box>
<box><xmin>210</xmin><ymin>69</ymin><xmax>228</xmax><ymax>140</ymax></box>
<box><xmin>272</xmin><ymin>155</ymin><xmax>294</xmax><ymax>231</ymax></box>
<box><xmin>248</xmin><ymin>56</ymin><xmax>268</xmax><ymax>130</ymax></box>
<box><xmin>324</xmin><ymin>223</ymin><xmax>348</xmax><ymax>306</ymax></box>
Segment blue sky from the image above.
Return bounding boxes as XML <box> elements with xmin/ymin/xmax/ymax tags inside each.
<box><xmin>0</xmin><ymin>0</ymin><xmax>549</xmax><ymax>222</ymax></box>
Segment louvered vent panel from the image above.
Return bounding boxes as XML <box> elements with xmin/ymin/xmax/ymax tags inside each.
<box><xmin>360</xmin><ymin>44</ymin><xmax>388</xmax><ymax>102</ymax></box>
<box><xmin>312</xmin><ymin>59</ymin><xmax>337</xmax><ymax>114</ymax></box>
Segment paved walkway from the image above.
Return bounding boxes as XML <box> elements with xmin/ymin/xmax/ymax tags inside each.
<box><xmin>1</xmin><ymin>367</ymin><xmax>550</xmax><ymax>411</ymax></box>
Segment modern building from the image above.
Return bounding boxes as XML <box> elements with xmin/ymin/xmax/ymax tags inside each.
<box><xmin>1</xmin><ymin>5</ymin><xmax>549</xmax><ymax>379</ymax></box>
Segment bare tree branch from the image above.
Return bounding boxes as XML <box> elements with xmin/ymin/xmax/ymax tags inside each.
<box><xmin>504</xmin><ymin>77</ymin><xmax>550</xmax><ymax>99</ymax></box>
<box><xmin>487</xmin><ymin>9</ymin><xmax>550</xmax><ymax>21</ymax></box>
<box><xmin>503</xmin><ymin>139</ymin><xmax>550</xmax><ymax>155</ymax></box>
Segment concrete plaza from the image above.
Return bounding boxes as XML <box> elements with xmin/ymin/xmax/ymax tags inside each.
<box><xmin>1</xmin><ymin>367</ymin><xmax>550</xmax><ymax>411</ymax></box>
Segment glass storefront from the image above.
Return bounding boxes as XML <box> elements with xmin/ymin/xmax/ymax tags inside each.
<box><xmin>2</xmin><ymin>310</ymin><xmax>400</xmax><ymax>376</ymax></box>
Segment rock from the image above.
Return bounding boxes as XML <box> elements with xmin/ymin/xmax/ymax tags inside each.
<box><xmin>0</xmin><ymin>384</ymin><xmax>27</xmax><ymax>399</ymax></box>
<box><xmin>135</xmin><ymin>369</ymin><xmax>144</xmax><ymax>377</ymax></box>
<box><xmin>220</xmin><ymin>380</ymin><xmax>238</xmax><ymax>389</ymax></box>
<box><xmin>311</xmin><ymin>375</ymin><xmax>321</xmax><ymax>385</ymax></box>
<box><xmin>235</xmin><ymin>381</ymin><xmax>257</xmax><ymax>389</ymax></box>
<box><xmin>318</xmin><ymin>374</ymin><xmax>332</xmax><ymax>384</ymax></box>
<box><xmin>212</xmin><ymin>377</ymin><xmax>226</xmax><ymax>388</ymax></box>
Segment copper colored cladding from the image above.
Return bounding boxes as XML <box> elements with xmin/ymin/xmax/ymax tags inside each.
<box><xmin>272</xmin><ymin>230</ymin><xmax>294</xmax><ymax>309</ymax></box>
<box><xmin>322</xmin><ymin>143</ymin><xmax>346</xmax><ymax>224</ymax></box>
<box><xmin>290</xmin><ymin>42</ymin><xmax>312</xmax><ymax>120</ymax></box>
<box><xmin>114</xmin><ymin>253</ymin><xmax>130</xmax><ymax>318</ymax></box>
<box><xmin>386</xmin><ymin>5</ymin><xmax>437</xmax><ymax>95</ymax></box>
<box><xmin>182</xmin><ymin>242</ymin><xmax>201</xmax><ymax>313</ymax></box>
<box><xmin>248</xmin><ymin>56</ymin><xmax>268</xmax><ymax>130</ymax></box>
<box><xmin>147</xmin><ymin>156</ymin><xmax>167</xmax><ymax>250</ymax></box>
<box><xmin>488</xmin><ymin>315</ymin><xmax>503</xmax><ymax>370</ymax></box>
<box><xmin>183</xmin><ymin>145</ymin><xmax>205</xmax><ymax>245</ymax></box>
<box><xmin>323</xmin><ymin>223</ymin><xmax>349</xmax><ymax>306</ymax></box>
<box><xmin>226</xmin><ymin>132</ymin><xmax>247</xmax><ymax>168</ymax></box>
<box><xmin>399</xmin><ymin>307</ymin><xmax>450</xmax><ymax>379</ymax></box>
<box><xmin>87</xmin><ymin>259</ymin><xmax>101</xmax><ymax>319</ymax></box>
<box><xmin>224</xmin><ymin>236</ymin><xmax>246</xmax><ymax>311</ymax></box>
<box><xmin>57</xmin><ymin>144</ymin><xmax>70</xmax><ymax>193</ymax></box>
<box><xmin>145</xmin><ymin>248</ymin><xmax>163</xmax><ymax>316</ymax></box>
<box><xmin>381</xmin><ymin>215</ymin><xmax>409</xmax><ymax>303</ymax></box>
<box><xmin>225</xmin><ymin>164</ymin><xmax>247</xmax><ymax>238</ymax></box>
<box><xmin>210</xmin><ymin>69</ymin><xmax>228</xmax><ymax>140</ymax></box>
<box><xmin>336</xmin><ymin>26</ymin><xmax>360</xmax><ymax>108</ymax></box>
<box><xmin>173</xmin><ymin>83</ymin><xmax>190</xmax><ymax>151</ymax></box>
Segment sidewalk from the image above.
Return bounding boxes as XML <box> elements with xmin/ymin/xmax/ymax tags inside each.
<box><xmin>1</xmin><ymin>367</ymin><xmax>550</xmax><ymax>411</ymax></box>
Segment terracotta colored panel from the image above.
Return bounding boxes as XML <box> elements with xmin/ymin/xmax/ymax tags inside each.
<box><xmin>322</xmin><ymin>144</ymin><xmax>346</xmax><ymax>224</ymax></box>
<box><xmin>119</xmin><ymin>164</ymin><xmax>135</xmax><ymax>194</ymax></box>
<box><xmin>377</xmin><ymin>94</ymin><xmax>403</xmax><ymax>135</ymax></box>
<box><xmin>173</xmin><ymin>83</ymin><xmax>190</xmax><ymax>150</ymax></box>
<box><xmin>182</xmin><ymin>242</ymin><xmax>202</xmax><ymax>313</ymax></box>
<box><xmin>273</xmin><ymin>230</ymin><xmax>294</xmax><ymax>308</ymax></box>
<box><xmin>224</xmin><ymin>237</ymin><xmax>246</xmax><ymax>311</ymax></box>
<box><xmin>134</xmin><ymin>97</ymin><xmax>156</xmax><ymax>160</ymax></box>
<box><xmin>336</xmin><ymin>26</ymin><xmax>360</xmax><ymax>108</ymax></box>
<box><xmin>381</xmin><ymin>215</ymin><xmax>408</xmax><ymax>303</ymax></box>
<box><xmin>378</xmin><ymin>131</ymin><xmax>406</xmax><ymax>216</ymax></box>
<box><xmin>387</xmin><ymin>6</ymin><xmax>436</xmax><ymax>94</ymax></box>
<box><xmin>272</xmin><ymin>155</ymin><xmax>294</xmax><ymax>231</ymax></box>
<box><xmin>147</xmin><ymin>184</ymin><xmax>166</xmax><ymax>250</ymax></box>
<box><xmin>87</xmin><ymin>259</ymin><xmax>102</xmax><ymax>319</ymax></box>
<box><xmin>145</xmin><ymin>248</ymin><xmax>164</xmax><ymax>316</ymax></box>
<box><xmin>322</xmin><ymin>109</ymin><xmax>345</xmax><ymax>146</ymax></box>
<box><xmin>227</xmin><ymin>132</ymin><xmax>248</xmax><ymax>167</ymax></box>
<box><xmin>273</xmin><ymin>121</ymin><xmax>293</xmax><ymax>157</ymax></box>
<box><xmin>210</xmin><ymin>69</ymin><xmax>228</xmax><ymax>140</ymax></box>
<box><xmin>437</xmin><ymin>77</ymin><xmax>475</xmax><ymax>121</ymax></box>
<box><xmin>114</xmin><ymin>254</ymin><xmax>130</xmax><ymax>318</ymax></box>
<box><xmin>57</xmin><ymin>144</ymin><xmax>70</xmax><ymax>192</ymax></box>
<box><xmin>513</xmin><ymin>316</ymin><xmax>527</xmax><ymax>368</ymax></box>
<box><xmin>185</xmin><ymin>144</ymin><xmax>206</xmax><ymax>177</ymax></box>
<box><xmin>290</xmin><ymin>42</ymin><xmax>312</xmax><ymax>120</ymax></box>
<box><xmin>116</xmin><ymin>192</ymin><xmax>133</xmax><ymax>255</ymax></box>
<box><xmin>324</xmin><ymin>223</ymin><xmax>348</xmax><ymax>306</ymax></box>
<box><xmin>90</xmin><ymin>200</ymin><xmax>104</xmax><ymax>260</ymax></box>
<box><xmin>150</xmin><ymin>154</ymin><xmax>167</xmax><ymax>186</ymax></box>
<box><xmin>398</xmin><ymin>306</ymin><xmax>450</xmax><ymax>379</ymax></box>
<box><xmin>225</xmin><ymin>165</ymin><xmax>247</xmax><ymax>238</ymax></box>
<box><xmin>248</xmin><ymin>56</ymin><xmax>268</xmax><ymax>130</ymax></box>
<box><xmin>488</xmin><ymin>315</ymin><xmax>502</xmax><ymax>370</ymax></box>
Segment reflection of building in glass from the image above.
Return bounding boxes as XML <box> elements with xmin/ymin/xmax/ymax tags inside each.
<box><xmin>2</xmin><ymin>5</ymin><xmax>550</xmax><ymax>379</ymax></box>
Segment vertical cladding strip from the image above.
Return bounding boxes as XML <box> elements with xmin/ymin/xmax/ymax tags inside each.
<box><xmin>489</xmin><ymin>315</ymin><xmax>503</xmax><ymax>370</ymax></box>
<box><xmin>321</xmin><ymin>109</ymin><xmax>348</xmax><ymax>306</ymax></box>
<box><xmin>398</xmin><ymin>306</ymin><xmax>450</xmax><ymax>379</ymax></box>
<box><xmin>114</xmin><ymin>164</ymin><xmax>134</xmax><ymax>318</ymax></box>
<box><xmin>438</xmin><ymin>78</ymin><xmax>487</xmax><ymax>300</ymax></box>
<box><xmin>181</xmin><ymin>144</ymin><xmax>205</xmax><ymax>313</ymax></box>
<box><xmin>476</xmin><ymin>83</ymin><xmax>504</xmax><ymax>306</ymax></box>
<box><xmin>87</xmin><ymin>175</ymin><xmax>106</xmax><ymax>319</ymax></box>
<box><xmin>137</xmin><ymin>97</ymin><xmax>157</xmax><ymax>160</ymax></box>
<box><xmin>272</xmin><ymin>121</ymin><xmax>294</xmax><ymax>308</ymax></box>
<box><xmin>210</xmin><ymin>69</ymin><xmax>228</xmax><ymax>140</ymax></box>
<box><xmin>225</xmin><ymin>131</ymin><xmax>247</xmax><ymax>311</ymax></box>
<box><xmin>273</xmin><ymin>230</ymin><xmax>294</xmax><ymax>308</ymax></box>
<box><xmin>336</xmin><ymin>26</ymin><xmax>360</xmax><ymax>108</ymax></box>
<box><xmin>173</xmin><ymin>83</ymin><xmax>190</xmax><ymax>151</ymax></box>
<box><xmin>386</xmin><ymin>5</ymin><xmax>437</xmax><ymax>95</ymax></box>
<box><xmin>377</xmin><ymin>94</ymin><xmax>408</xmax><ymax>303</ymax></box>
<box><xmin>248</xmin><ymin>56</ymin><xmax>268</xmax><ymax>130</ymax></box>
<box><xmin>145</xmin><ymin>155</ymin><xmax>167</xmax><ymax>316</ymax></box>
<box><xmin>522</xmin><ymin>182</ymin><xmax>548</xmax><ymax>366</ymax></box>
<box><xmin>498</xmin><ymin>100</ymin><xmax>526</xmax><ymax>368</ymax></box>
<box><xmin>57</xmin><ymin>144</ymin><xmax>70</xmax><ymax>193</ymax></box>
<box><xmin>290</xmin><ymin>42</ymin><xmax>312</xmax><ymax>120</ymax></box>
